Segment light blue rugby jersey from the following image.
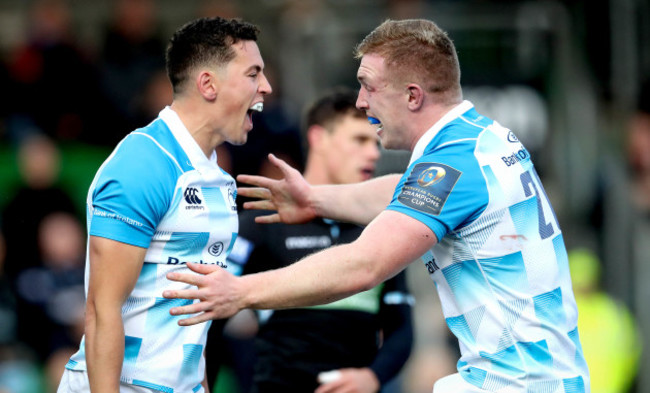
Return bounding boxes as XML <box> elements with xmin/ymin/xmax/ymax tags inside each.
<box><xmin>66</xmin><ymin>107</ymin><xmax>241</xmax><ymax>393</ymax></box>
<box><xmin>387</xmin><ymin>101</ymin><xmax>589</xmax><ymax>392</ymax></box>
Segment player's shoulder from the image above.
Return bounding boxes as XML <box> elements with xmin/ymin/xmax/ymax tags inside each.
<box><xmin>109</xmin><ymin>121</ymin><xmax>189</xmax><ymax>175</ymax></box>
<box><xmin>431</xmin><ymin>108</ymin><xmax>494</xmax><ymax>149</ymax></box>
<box><xmin>94</xmin><ymin>127</ymin><xmax>186</xmax><ymax>197</ymax></box>
<box><xmin>127</xmin><ymin>120</ymin><xmax>187</xmax><ymax>164</ymax></box>
<box><xmin>417</xmin><ymin>135</ymin><xmax>481</xmax><ymax>179</ymax></box>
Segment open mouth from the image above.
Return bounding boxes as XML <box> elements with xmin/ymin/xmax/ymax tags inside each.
<box><xmin>360</xmin><ymin>167</ymin><xmax>375</xmax><ymax>179</ymax></box>
<box><xmin>247</xmin><ymin>103</ymin><xmax>264</xmax><ymax>124</ymax></box>
<box><xmin>368</xmin><ymin>116</ymin><xmax>383</xmax><ymax>132</ymax></box>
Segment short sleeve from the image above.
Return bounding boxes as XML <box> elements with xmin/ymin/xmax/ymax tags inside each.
<box><xmin>386</xmin><ymin>140</ymin><xmax>489</xmax><ymax>241</ymax></box>
<box><xmin>89</xmin><ymin>134</ymin><xmax>179</xmax><ymax>248</ymax></box>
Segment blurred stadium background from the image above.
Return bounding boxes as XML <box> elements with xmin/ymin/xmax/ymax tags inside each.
<box><xmin>0</xmin><ymin>0</ymin><xmax>648</xmax><ymax>392</ymax></box>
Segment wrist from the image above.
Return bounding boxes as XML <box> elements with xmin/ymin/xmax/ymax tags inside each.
<box><xmin>237</xmin><ymin>274</ymin><xmax>257</xmax><ymax>309</ymax></box>
<box><xmin>362</xmin><ymin>368</ymin><xmax>381</xmax><ymax>391</ymax></box>
<box><xmin>308</xmin><ymin>184</ymin><xmax>325</xmax><ymax>219</ymax></box>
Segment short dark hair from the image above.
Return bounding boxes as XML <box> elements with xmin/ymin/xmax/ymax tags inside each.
<box><xmin>166</xmin><ymin>17</ymin><xmax>260</xmax><ymax>94</ymax></box>
<box><xmin>303</xmin><ymin>86</ymin><xmax>366</xmax><ymax>132</ymax></box>
<box><xmin>301</xmin><ymin>86</ymin><xmax>366</xmax><ymax>153</ymax></box>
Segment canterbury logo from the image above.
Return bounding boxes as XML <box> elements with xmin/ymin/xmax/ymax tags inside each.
<box><xmin>184</xmin><ymin>187</ymin><xmax>202</xmax><ymax>204</ymax></box>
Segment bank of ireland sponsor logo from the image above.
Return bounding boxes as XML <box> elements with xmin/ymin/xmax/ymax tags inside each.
<box><xmin>424</xmin><ymin>256</ymin><xmax>440</xmax><ymax>275</ymax></box>
<box><xmin>166</xmin><ymin>255</ymin><xmax>227</xmax><ymax>269</ymax></box>
<box><xmin>501</xmin><ymin>147</ymin><xmax>530</xmax><ymax>167</ymax></box>
<box><xmin>398</xmin><ymin>162</ymin><xmax>461</xmax><ymax>216</ymax></box>
<box><xmin>92</xmin><ymin>209</ymin><xmax>144</xmax><ymax>227</ymax></box>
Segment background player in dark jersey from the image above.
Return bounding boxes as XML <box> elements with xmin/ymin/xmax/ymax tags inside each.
<box><xmin>227</xmin><ymin>87</ymin><xmax>414</xmax><ymax>393</ymax></box>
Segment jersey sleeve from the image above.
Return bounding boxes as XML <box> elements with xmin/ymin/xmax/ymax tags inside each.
<box><xmin>88</xmin><ymin>134</ymin><xmax>179</xmax><ymax>248</ymax></box>
<box><xmin>386</xmin><ymin>139</ymin><xmax>489</xmax><ymax>241</ymax></box>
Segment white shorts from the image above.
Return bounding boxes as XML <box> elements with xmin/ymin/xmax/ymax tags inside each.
<box><xmin>433</xmin><ymin>373</ymin><xmax>490</xmax><ymax>393</ymax></box>
<box><xmin>57</xmin><ymin>369</ymin><xmax>206</xmax><ymax>393</ymax></box>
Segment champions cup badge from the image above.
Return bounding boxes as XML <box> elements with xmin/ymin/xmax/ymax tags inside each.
<box><xmin>417</xmin><ymin>166</ymin><xmax>446</xmax><ymax>187</ymax></box>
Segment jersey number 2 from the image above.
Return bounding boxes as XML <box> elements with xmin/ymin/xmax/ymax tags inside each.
<box><xmin>520</xmin><ymin>170</ymin><xmax>558</xmax><ymax>239</ymax></box>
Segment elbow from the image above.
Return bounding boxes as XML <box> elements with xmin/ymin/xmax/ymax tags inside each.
<box><xmin>343</xmin><ymin>264</ymin><xmax>380</xmax><ymax>295</ymax></box>
<box><xmin>368</xmin><ymin>271</ymin><xmax>386</xmax><ymax>291</ymax></box>
<box><xmin>348</xmin><ymin>246</ymin><xmax>391</xmax><ymax>293</ymax></box>
<box><xmin>357</xmin><ymin>280</ymin><xmax>376</xmax><ymax>294</ymax></box>
<box><xmin>356</xmin><ymin>262</ymin><xmax>386</xmax><ymax>293</ymax></box>
<box><xmin>84</xmin><ymin>297</ymin><xmax>98</xmax><ymax>330</ymax></box>
<box><xmin>84</xmin><ymin>295</ymin><xmax>118</xmax><ymax>330</ymax></box>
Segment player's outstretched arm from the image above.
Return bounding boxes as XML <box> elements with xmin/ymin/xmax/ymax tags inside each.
<box><xmin>237</xmin><ymin>153</ymin><xmax>317</xmax><ymax>224</ymax></box>
<box><xmin>237</xmin><ymin>154</ymin><xmax>401</xmax><ymax>226</ymax></box>
<box><xmin>163</xmin><ymin>210</ymin><xmax>437</xmax><ymax>326</ymax></box>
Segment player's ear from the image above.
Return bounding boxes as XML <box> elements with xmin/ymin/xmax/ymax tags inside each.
<box><xmin>307</xmin><ymin>125</ymin><xmax>328</xmax><ymax>152</ymax></box>
<box><xmin>406</xmin><ymin>83</ymin><xmax>424</xmax><ymax>111</ymax></box>
<box><xmin>197</xmin><ymin>70</ymin><xmax>218</xmax><ymax>101</ymax></box>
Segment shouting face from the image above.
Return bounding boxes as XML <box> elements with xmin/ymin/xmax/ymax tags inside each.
<box><xmin>215</xmin><ymin>40</ymin><xmax>272</xmax><ymax>145</ymax></box>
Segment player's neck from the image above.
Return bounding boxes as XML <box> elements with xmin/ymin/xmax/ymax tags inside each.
<box><xmin>303</xmin><ymin>158</ymin><xmax>336</xmax><ymax>186</ymax></box>
<box><xmin>409</xmin><ymin>101</ymin><xmax>463</xmax><ymax>150</ymax></box>
<box><xmin>171</xmin><ymin>100</ymin><xmax>223</xmax><ymax>158</ymax></box>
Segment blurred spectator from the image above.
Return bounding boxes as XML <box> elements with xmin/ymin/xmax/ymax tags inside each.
<box><xmin>40</xmin><ymin>212</ymin><xmax>85</xmax><ymax>393</ymax></box>
<box><xmin>131</xmin><ymin>69</ymin><xmax>173</xmax><ymax>128</ymax></box>
<box><xmin>5</xmin><ymin>0</ymin><xmax>98</xmax><ymax>143</ymax></box>
<box><xmin>0</xmin><ymin>345</ymin><xmax>43</xmax><ymax>393</ymax></box>
<box><xmin>1</xmin><ymin>134</ymin><xmax>77</xmax><ymax>281</ymax></box>
<box><xmin>387</xmin><ymin>0</ymin><xmax>430</xmax><ymax>19</ymax></box>
<box><xmin>0</xmin><ymin>232</ymin><xmax>44</xmax><ymax>393</ymax></box>
<box><xmin>569</xmin><ymin>248</ymin><xmax>642</xmax><ymax>393</ymax></box>
<box><xmin>0</xmin><ymin>60</ymin><xmax>11</xmax><ymax>139</ymax></box>
<box><xmin>96</xmin><ymin>0</ymin><xmax>166</xmax><ymax>144</ymax></box>
<box><xmin>13</xmin><ymin>212</ymin><xmax>85</xmax><ymax>364</ymax></box>
<box><xmin>0</xmin><ymin>136</ymin><xmax>81</xmax><ymax>385</ymax></box>
<box><xmin>197</xmin><ymin>0</ymin><xmax>241</xmax><ymax>19</ymax></box>
<box><xmin>0</xmin><ymin>233</ymin><xmax>16</xmax><ymax>345</ymax></box>
<box><xmin>627</xmin><ymin>79</ymin><xmax>650</xmax><ymax>212</ymax></box>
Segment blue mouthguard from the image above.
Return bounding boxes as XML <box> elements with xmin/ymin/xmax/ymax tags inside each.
<box><xmin>368</xmin><ymin>116</ymin><xmax>381</xmax><ymax>125</ymax></box>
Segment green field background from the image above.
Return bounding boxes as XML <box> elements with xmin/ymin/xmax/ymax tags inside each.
<box><xmin>0</xmin><ymin>143</ymin><xmax>112</xmax><ymax>217</ymax></box>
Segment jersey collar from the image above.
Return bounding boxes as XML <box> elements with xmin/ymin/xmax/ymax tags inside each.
<box><xmin>408</xmin><ymin>100</ymin><xmax>474</xmax><ymax>166</ymax></box>
<box><xmin>159</xmin><ymin>106</ymin><xmax>219</xmax><ymax>174</ymax></box>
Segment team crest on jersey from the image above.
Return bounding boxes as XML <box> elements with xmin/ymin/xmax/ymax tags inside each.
<box><xmin>398</xmin><ymin>162</ymin><xmax>461</xmax><ymax>215</ymax></box>
<box><xmin>208</xmin><ymin>241</ymin><xmax>224</xmax><ymax>256</ymax></box>
<box><xmin>507</xmin><ymin>131</ymin><xmax>519</xmax><ymax>143</ymax></box>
